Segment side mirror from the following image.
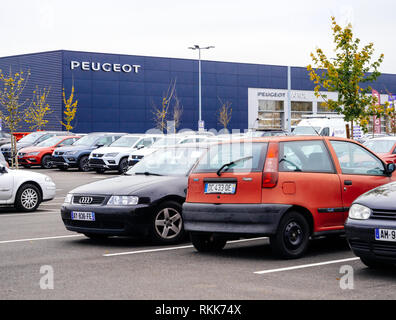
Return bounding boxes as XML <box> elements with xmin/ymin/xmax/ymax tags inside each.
<box><xmin>95</xmin><ymin>144</ymin><xmax>104</xmax><ymax>148</ymax></box>
<box><xmin>0</xmin><ymin>166</ymin><xmax>7</xmax><ymax>174</ymax></box>
<box><xmin>386</xmin><ymin>163</ymin><xmax>395</xmax><ymax>175</ymax></box>
<box><xmin>137</xmin><ymin>144</ymin><xmax>145</xmax><ymax>150</ymax></box>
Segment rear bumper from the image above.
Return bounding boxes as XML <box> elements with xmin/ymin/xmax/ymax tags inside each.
<box><xmin>345</xmin><ymin>218</ymin><xmax>396</xmax><ymax>262</ymax></box>
<box><xmin>182</xmin><ymin>202</ymin><xmax>291</xmax><ymax>236</ymax></box>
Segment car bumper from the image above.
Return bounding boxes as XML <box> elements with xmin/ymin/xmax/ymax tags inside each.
<box><xmin>18</xmin><ymin>156</ymin><xmax>41</xmax><ymax>165</ymax></box>
<box><xmin>52</xmin><ymin>156</ymin><xmax>78</xmax><ymax>168</ymax></box>
<box><xmin>88</xmin><ymin>158</ymin><xmax>119</xmax><ymax>170</ymax></box>
<box><xmin>345</xmin><ymin>218</ymin><xmax>396</xmax><ymax>262</ymax></box>
<box><xmin>61</xmin><ymin>203</ymin><xmax>152</xmax><ymax>236</ymax></box>
<box><xmin>43</xmin><ymin>182</ymin><xmax>56</xmax><ymax>201</ymax></box>
<box><xmin>182</xmin><ymin>202</ymin><xmax>291</xmax><ymax>236</ymax></box>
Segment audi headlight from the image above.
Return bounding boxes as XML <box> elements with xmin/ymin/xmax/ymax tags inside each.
<box><xmin>105</xmin><ymin>153</ymin><xmax>119</xmax><ymax>157</ymax></box>
<box><xmin>64</xmin><ymin>193</ymin><xmax>73</xmax><ymax>204</ymax></box>
<box><xmin>107</xmin><ymin>195</ymin><xmax>139</xmax><ymax>206</ymax></box>
<box><xmin>349</xmin><ymin>204</ymin><xmax>372</xmax><ymax>220</ymax></box>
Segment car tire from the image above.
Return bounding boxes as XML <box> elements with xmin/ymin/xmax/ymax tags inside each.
<box><xmin>15</xmin><ymin>183</ymin><xmax>41</xmax><ymax>212</ymax></box>
<box><xmin>190</xmin><ymin>232</ymin><xmax>227</xmax><ymax>252</ymax></box>
<box><xmin>95</xmin><ymin>168</ymin><xmax>106</xmax><ymax>174</ymax></box>
<box><xmin>151</xmin><ymin>201</ymin><xmax>185</xmax><ymax>244</ymax></box>
<box><xmin>41</xmin><ymin>155</ymin><xmax>53</xmax><ymax>169</ymax></box>
<box><xmin>118</xmin><ymin>158</ymin><xmax>129</xmax><ymax>174</ymax></box>
<box><xmin>84</xmin><ymin>233</ymin><xmax>109</xmax><ymax>241</ymax></box>
<box><xmin>270</xmin><ymin>211</ymin><xmax>310</xmax><ymax>259</ymax></box>
<box><xmin>78</xmin><ymin>156</ymin><xmax>90</xmax><ymax>172</ymax></box>
<box><xmin>360</xmin><ymin>257</ymin><xmax>393</xmax><ymax>269</ymax></box>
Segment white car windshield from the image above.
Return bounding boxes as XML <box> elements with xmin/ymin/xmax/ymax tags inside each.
<box><xmin>18</xmin><ymin>132</ymin><xmax>44</xmax><ymax>143</ymax></box>
<box><xmin>293</xmin><ymin>126</ymin><xmax>321</xmax><ymax>135</ymax></box>
<box><xmin>110</xmin><ymin>136</ymin><xmax>140</xmax><ymax>147</ymax></box>
<box><xmin>127</xmin><ymin>147</ymin><xmax>205</xmax><ymax>176</ymax></box>
<box><xmin>152</xmin><ymin>136</ymin><xmax>183</xmax><ymax>146</ymax></box>
<box><xmin>364</xmin><ymin>140</ymin><xmax>396</xmax><ymax>153</ymax></box>
<box><xmin>36</xmin><ymin>136</ymin><xmax>65</xmax><ymax>147</ymax></box>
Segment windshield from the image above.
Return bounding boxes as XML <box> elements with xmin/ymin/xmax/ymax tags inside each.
<box><xmin>127</xmin><ymin>147</ymin><xmax>205</xmax><ymax>176</ymax></box>
<box><xmin>364</xmin><ymin>140</ymin><xmax>396</xmax><ymax>153</ymax></box>
<box><xmin>73</xmin><ymin>135</ymin><xmax>100</xmax><ymax>146</ymax></box>
<box><xmin>18</xmin><ymin>132</ymin><xmax>45</xmax><ymax>144</ymax></box>
<box><xmin>110</xmin><ymin>136</ymin><xmax>140</xmax><ymax>147</ymax></box>
<box><xmin>152</xmin><ymin>136</ymin><xmax>183</xmax><ymax>146</ymax></box>
<box><xmin>194</xmin><ymin>142</ymin><xmax>267</xmax><ymax>173</ymax></box>
<box><xmin>36</xmin><ymin>136</ymin><xmax>64</xmax><ymax>147</ymax></box>
<box><xmin>293</xmin><ymin>126</ymin><xmax>321</xmax><ymax>135</ymax></box>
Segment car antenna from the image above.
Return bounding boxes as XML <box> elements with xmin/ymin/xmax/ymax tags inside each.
<box><xmin>306</xmin><ymin>119</ymin><xmax>320</xmax><ymax>136</ymax></box>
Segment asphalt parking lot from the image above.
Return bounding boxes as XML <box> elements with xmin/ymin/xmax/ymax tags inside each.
<box><xmin>0</xmin><ymin>168</ymin><xmax>395</xmax><ymax>300</ymax></box>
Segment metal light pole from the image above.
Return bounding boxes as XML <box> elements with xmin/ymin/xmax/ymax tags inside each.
<box><xmin>188</xmin><ymin>45</ymin><xmax>214</xmax><ymax>130</ymax></box>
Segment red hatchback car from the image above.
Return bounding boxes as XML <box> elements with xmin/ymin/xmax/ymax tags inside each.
<box><xmin>18</xmin><ymin>135</ymin><xmax>80</xmax><ymax>168</ymax></box>
<box><xmin>183</xmin><ymin>136</ymin><xmax>396</xmax><ymax>259</ymax></box>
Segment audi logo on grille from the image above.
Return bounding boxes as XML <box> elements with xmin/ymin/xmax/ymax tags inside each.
<box><xmin>79</xmin><ymin>197</ymin><xmax>93</xmax><ymax>204</ymax></box>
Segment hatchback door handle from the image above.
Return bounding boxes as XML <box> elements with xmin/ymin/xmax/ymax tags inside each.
<box><xmin>344</xmin><ymin>180</ymin><xmax>352</xmax><ymax>186</ymax></box>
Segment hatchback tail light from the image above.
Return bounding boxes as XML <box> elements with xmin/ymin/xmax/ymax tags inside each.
<box><xmin>262</xmin><ymin>142</ymin><xmax>279</xmax><ymax>188</ymax></box>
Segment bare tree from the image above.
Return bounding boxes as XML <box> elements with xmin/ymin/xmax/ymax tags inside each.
<box><xmin>152</xmin><ymin>79</ymin><xmax>177</xmax><ymax>133</ymax></box>
<box><xmin>217</xmin><ymin>98</ymin><xmax>232</xmax><ymax>130</ymax></box>
<box><xmin>172</xmin><ymin>94</ymin><xmax>183</xmax><ymax>131</ymax></box>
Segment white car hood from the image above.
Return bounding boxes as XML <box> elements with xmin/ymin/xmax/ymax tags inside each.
<box><xmin>7</xmin><ymin>168</ymin><xmax>49</xmax><ymax>181</ymax></box>
<box><xmin>129</xmin><ymin>147</ymin><xmax>157</xmax><ymax>157</ymax></box>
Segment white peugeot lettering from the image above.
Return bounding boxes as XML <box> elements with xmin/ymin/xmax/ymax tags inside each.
<box><xmin>102</xmin><ymin>63</ymin><xmax>112</xmax><ymax>72</ymax></box>
<box><xmin>113</xmin><ymin>64</ymin><xmax>121</xmax><ymax>72</ymax></box>
<box><xmin>81</xmin><ymin>61</ymin><xmax>90</xmax><ymax>71</ymax></box>
<box><xmin>122</xmin><ymin>64</ymin><xmax>132</xmax><ymax>73</ymax></box>
<box><xmin>70</xmin><ymin>61</ymin><xmax>80</xmax><ymax>70</ymax></box>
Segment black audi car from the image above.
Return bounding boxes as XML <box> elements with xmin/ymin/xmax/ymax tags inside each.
<box><xmin>61</xmin><ymin>144</ymin><xmax>208</xmax><ymax>244</ymax></box>
<box><xmin>345</xmin><ymin>175</ymin><xmax>396</xmax><ymax>269</ymax></box>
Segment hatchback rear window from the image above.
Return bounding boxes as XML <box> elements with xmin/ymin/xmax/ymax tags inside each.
<box><xmin>194</xmin><ymin>142</ymin><xmax>267</xmax><ymax>173</ymax></box>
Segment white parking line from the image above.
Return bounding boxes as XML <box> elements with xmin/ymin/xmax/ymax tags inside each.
<box><xmin>104</xmin><ymin>237</ymin><xmax>268</xmax><ymax>257</ymax></box>
<box><xmin>0</xmin><ymin>234</ymin><xmax>84</xmax><ymax>244</ymax></box>
<box><xmin>0</xmin><ymin>211</ymin><xmax>58</xmax><ymax>218</ymax></box>
<box><xmin>254</xmin><ymin>257</ymin><xmax>360</xmax><ymax>275</ymax></box>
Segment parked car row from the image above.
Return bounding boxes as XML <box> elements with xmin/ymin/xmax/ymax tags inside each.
<box><xmin>59</xmin><ymin>135</ymin><xmax>396</xmax><ymax>268</ymax></box>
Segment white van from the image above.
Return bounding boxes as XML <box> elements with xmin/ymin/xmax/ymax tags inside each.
<box><xmin>293</xmin><ymin>115</ymin><xmax>353</xmax><ymax>138</ymax></box>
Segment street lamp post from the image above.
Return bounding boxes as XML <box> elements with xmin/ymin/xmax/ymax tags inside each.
<box><xmin>188</xmin><ymin>45</ymin><xmax>214</xmax><ymax>130</ymax></box>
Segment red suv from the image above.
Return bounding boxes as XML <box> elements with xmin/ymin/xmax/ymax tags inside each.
<box><xmin>18</xmin><ymin>135</ymin><xmax>80</xmax><ymax>169</ymax></box>
<box><xmin>183</xmin><ymin>136</ymin><xmax>396</xmax><ymax>258</ymax></box>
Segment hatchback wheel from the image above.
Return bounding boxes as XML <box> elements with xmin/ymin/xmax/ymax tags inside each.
<box><xmin>190</xmin><ymin>232</ymin><xmax>227</xmax><ymax>252</ymax></box>
<box><xmin>151</xmin><ymin>201</ymin><xmax>184</xmax><ymax>244</ymax></box>
<box><xmin>15</xmin><ymin>184</ymin><xmax>41</xmax><ymax>212</ymax></box>
<box><xmin>41</xmin><ymin>155</ymin><xmax>53</xmax><ymax>169</ymax></box>
<box><xmin>78</xmin><ymin>156</ymin><xmax>90</xmax><ymax>172</ymax></box>
<box><xmin>270</xmin><ymin>211</ymin><xmax>310</xmax><ymax>259</ymax></box>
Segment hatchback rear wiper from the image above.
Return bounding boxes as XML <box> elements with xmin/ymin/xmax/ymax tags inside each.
<box><xmin>134</xmin><ymin>171</ymin><xmax>163</xmax><ymax>176</ymax></box>
<box><xmin>216</xmin><ymin>156</ymin><xmax>253</xmax><ymax>176</ymax></box>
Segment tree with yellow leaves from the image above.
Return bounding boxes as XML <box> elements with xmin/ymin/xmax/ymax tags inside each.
<box><xmin>307</xmin><ymin>16</ymin><xmax>387</xmax><ymax>137</ymax></box>
<box><xmin>60</xmin><ymin>84</ymin><xmax>78</xmax><ymax>131</ymax></box>
<box><xmin>24</xmin><ymin>86</ymin><xmax>52</xmax><ymax>131</ymax></box>
<box><xmin>0</xmin><ymin>69</ymin><xmax>30</xmax><ymax>168</ymax></box>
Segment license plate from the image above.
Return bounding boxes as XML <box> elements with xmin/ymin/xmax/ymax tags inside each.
<box><xmin>204</xmin><ymin>183</ymin><xmax>236</xmax><ymax>194</ymax></box>
<box><xmin>375</xmin><ymin>228</ymin><xmax>396</xmax><ymax>242</ymax></box>
<box><xmin>71</xmin><ymin>211</ymin><xmax>95</xmax><ymax>221</ymax></box>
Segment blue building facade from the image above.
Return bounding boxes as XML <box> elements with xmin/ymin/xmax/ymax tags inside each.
<box><xmin>0</xmin><ymin>49</ymin><xmax>396</xmax><ymax>133</ymax></box>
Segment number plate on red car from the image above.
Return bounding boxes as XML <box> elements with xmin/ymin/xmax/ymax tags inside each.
<box><xmin>204</xmin><ymin>183</ymin><xmax>236</xmax><ymax>194</ymax></box>
<box><xmin>375</xmin><ymin>229</ymin><xmax>396</xmax><ymax>242</ymax></box>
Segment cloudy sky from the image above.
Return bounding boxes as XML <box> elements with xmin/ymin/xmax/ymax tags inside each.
<box><xmin>1</xmin><ymin>0</ymin><xmax>395</xmax><ymax>73</ymax></box>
